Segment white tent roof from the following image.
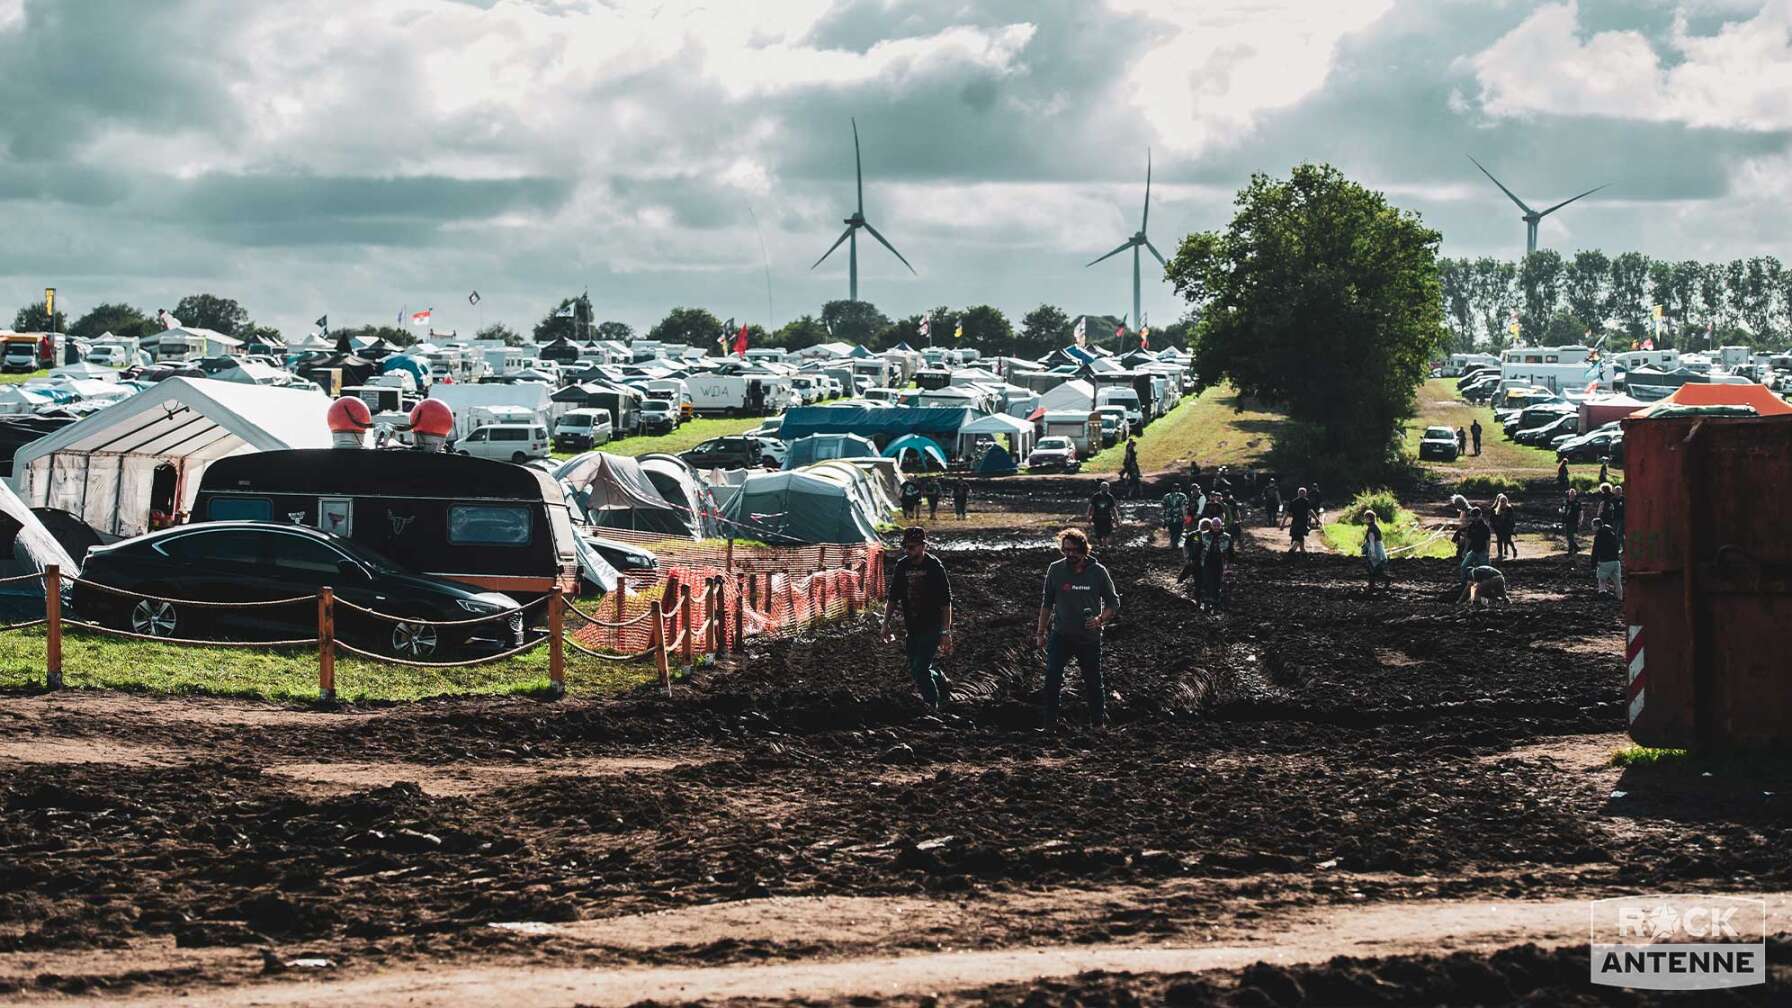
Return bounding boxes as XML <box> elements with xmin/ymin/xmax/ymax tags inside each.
<box><xmin>960</xmin><ymin>413</ymin><xmax>1033</xmax><ymax>437</ymax></box>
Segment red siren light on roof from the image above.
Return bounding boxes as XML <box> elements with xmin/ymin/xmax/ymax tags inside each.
<box><xmin>327</xmin><ymin>396</ymin><xmax>373</xmax><ymax>432</ymax></box>
<box><xmin>409</xmin><ymin>398</ymin><xmax>455</xmax><ymax>438</ymax></box>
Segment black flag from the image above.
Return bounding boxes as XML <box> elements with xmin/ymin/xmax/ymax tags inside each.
<box><xmin>468</xmin><ymin>291</ymin><xmax>480</xmax><ymax>305</ymax></box>
<box><xmin>314</xmin><ymin>315</ymin><xmax>328</xmax><ymax>331</ymax></box>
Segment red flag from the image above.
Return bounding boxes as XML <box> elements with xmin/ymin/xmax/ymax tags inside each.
<box><xmin>1641</xmin><ymin>336</ymin><xmax>1654</xmax><ymax>351</ymax></box>
<box><xmin>731</xmin><ymin>322</ymin><xmax>749</xmax><ymax>356</ymax></box>
<box><xmin>1113</xmin><ymin>322</ymin><xmax>1125</xmax><ymax>340</ymax></box>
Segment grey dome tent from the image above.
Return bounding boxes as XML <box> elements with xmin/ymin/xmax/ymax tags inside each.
<box><xmin>783</xmin><ymin>433</ymin><xmax>878</xmax><ymax>470</ymax></box>
<box><xmin>720</xmin><ymin>470</ymin><xmax>881</xmax><ymax>545</ymax></box>
<box><xmin>554</xmin><ymin>451</ymin><xmax>699</xmax><ymax>539</ymax></box>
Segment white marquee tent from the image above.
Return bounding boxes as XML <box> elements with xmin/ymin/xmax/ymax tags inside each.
<box><xmin>11</xmin><ymin>378</ymin><xmax>333</xmax><ymax>537</ymax></box>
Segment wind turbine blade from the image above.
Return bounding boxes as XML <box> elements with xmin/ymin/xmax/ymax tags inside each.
<box><xmin>810</xmin><ymin>226</ymin><xmax>855</xmax><ymax>270</ymax></box>
<box><xmin>1087</xmin><ymin>239</ymin><xmax>1134</xmax><ymax>267</ymax></box>
<box><xmin>1466</xmin><ymin>155</ymin><xmax>1535</xmax><ymax>215</ymax></box>
<box><xmin>1536</xmin><ymin>184</ymin><xmax>1607</xmax><ymax>218</ymax></box>
<box><xmin>861</xmin><ymin>221</ymin><xmax>916</xmax><ymax>275</ymax></box>
<box><xmin>1142</xmin><ymin>147</ymin><xmax>1151</xmax><ymax>232</ymax></box>
<box><xmin>1145</xmin><ymin>239</ymin><xmax>1167</xmax><ymax>268</ymax></box>
<box><xmin>852</xmin><ymin>118</ymin><xmax>863</xmax><ymax>214</ymax></box>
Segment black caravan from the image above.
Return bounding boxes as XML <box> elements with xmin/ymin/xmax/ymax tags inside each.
<box><xmin>193</xmin><ymin>448</ymin><xmax>580</xmax><ymax>599</ymax></box>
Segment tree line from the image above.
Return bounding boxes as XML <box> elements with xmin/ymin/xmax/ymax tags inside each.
<box><xmin>1440</xmin><ymin>251</ymin><xmax>1792</xmax><ymax>352</ymax></box>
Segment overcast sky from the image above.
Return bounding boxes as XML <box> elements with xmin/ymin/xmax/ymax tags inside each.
<box><xmin>6</xmin><ymin>0</ymin><xmax>1792</xmax><ymax>339</ymax></box>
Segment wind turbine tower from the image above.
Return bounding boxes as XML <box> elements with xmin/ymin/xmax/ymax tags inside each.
<box><xmin>811</xmin><ymin>118</ymin><xmax>915</xmax><ymax>302</ymax></box>
<box><xmin>1468</xmin><ymin>155</ymin><xmax>1606</xmax><ymax>257</ymax></box>
<box><xmin>1087</xmin><ymin>149</ymin><xmax>1166</xmax><ymax>332</ymax></box>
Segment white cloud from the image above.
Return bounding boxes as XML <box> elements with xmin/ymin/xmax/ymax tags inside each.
<box><xmin>1111</xmin><ymin>0</ymin><xmax>1395</xmax><ymax>155</ymax></box>
<box><xmin>0</xmin><ymin>0</ymin><xmax>22</xmax><ymax>32</ymax></box>
<box><xmin>1469</xmin><ymin>0</ymin><xmax>1792</xmax><ymax>131</ymax></box>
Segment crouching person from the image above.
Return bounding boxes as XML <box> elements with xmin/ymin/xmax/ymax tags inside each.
<box><xmin>1457</xmin><ymin>564</ymin><xmax>1510</xmax><ymax>608</ymax></box>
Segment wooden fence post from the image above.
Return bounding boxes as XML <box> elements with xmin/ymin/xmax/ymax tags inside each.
<box><xmin>651</xmin><ymin>600</ymin><xmax>670</xmax><ymax>694</ymax></box>
<box><xmin>44</xmin><ymin>565</ymin><xmax>62</xmax><ymax>691</ymax></box>
<box><xmin>680</xmin><ymin>583</ymin><xmax>694</xmax><ymax>667</ymax></box>
<box><xmin>317</xmin><ymin>588</ymin><xmax>336</xmax><ymax>704</ymax></box>
<box><xmin>613</xmin><ymin>580</ymin><xmax>626</xmax><ymax>651</ymax></box>
<box><xmin>725</xmin><ymin>537</ymin><xmax>735</xmax><ymax>571</ymax></box>
<box><xmin>733</xmin><ymin>574</ymin><xmax>746</xmax><ymax>654</ymax></box>
<box><xmin>547</xmin><ymin>587</ymin><xmax>565</xmax><ymax>699</ymax></box>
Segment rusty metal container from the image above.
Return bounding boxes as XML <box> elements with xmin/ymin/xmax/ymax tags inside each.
<box><xmin>1621</xmin><ymin>413</ymin><xmax>1792</xmax><ymax>751</ymax></box>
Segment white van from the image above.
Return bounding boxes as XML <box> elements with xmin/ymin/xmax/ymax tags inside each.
<box><xmin>457</xmin><ymin>423</ymin><xmax>550</xmax><ymax>464</ymax></box>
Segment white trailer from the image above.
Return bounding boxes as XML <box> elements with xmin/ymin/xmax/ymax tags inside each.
<box><xmin>427</xmin><ymin>382</ymin><xmax>553</xmax><ymax>440</ymax></box>
<box><xmin>688</xmin><ymin>373</ymin><xmax>793</xmax><ymax>416</ymax></box>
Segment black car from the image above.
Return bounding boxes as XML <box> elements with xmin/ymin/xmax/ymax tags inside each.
<box><xmin>679</xmin><ymin>435</ymin><xmax>775</xmax><ymax>470</ymax></box>
<box><xmin>73</xmin><ymin>522</ymin><xmax>523</xmax><ymax>659</ymax></box>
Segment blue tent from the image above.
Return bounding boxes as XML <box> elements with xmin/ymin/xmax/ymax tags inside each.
<box><xmin>379</xmin><ymin>355</ymin><xmax>429</xmax><ymax>386</ymax></box>
<box><xmin>975</xmin><ymin>444</ymin><xmax>1017</xmax><ymax>475</ymax></box>
<box><xmin>885</xmin><ymin>433</ymin><xmax>947</xmax><ymax>470</ymax></box>
<box><xmin>784</xmin><ymin>432</ymin><xmax>878</xmax><ymax>469</ymax></box>
<box><xmin>779</xmin><ymin>405</ymin><xmax>975</xmax><ymax>441</ymax></box>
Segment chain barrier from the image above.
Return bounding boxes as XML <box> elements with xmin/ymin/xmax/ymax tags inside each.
<box><xmin>334</xmin><ymin>636</ymin><xmax>548</xmax><ymax>669</ymax></box>
<box><xmin>58</xmin><ymin>618</ymin><xmax>317</xmax><ymax>649</ymax></box>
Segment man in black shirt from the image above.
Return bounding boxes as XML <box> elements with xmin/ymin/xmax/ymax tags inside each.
<box><xmin>1562</xmin><ymin>489</ymin><xmax>1583</xmax><ymax>555</ymax></box>
<box><xmin>1087</xmin><ymin>481</ymin><xmax>1118</xmax><ymax>547</ymax></box>
<box><xmin>1458</xmin><ymin>506</ymin><xmax>1492</xmax><ymax>588</ymax></box>
<box><xmin>882</xmin><ymin>526</ymin><xmax>953</xmax><ymax>710</ymax></box>
<box><xmin>1590</xmin><ymin>518</ymin><xmax>1622</xmax><ymax>601</ymax></box>
<box><xmin>1470</xmin><ymin>419</ymin><xmax>1482</xmax><ymax>455</ymax></box>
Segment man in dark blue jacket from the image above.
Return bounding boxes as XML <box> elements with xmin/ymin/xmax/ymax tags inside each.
<box><xmin>883</xmin><ymin>526</ymin><xmax>953</xmax><ymax>710</ymax></box>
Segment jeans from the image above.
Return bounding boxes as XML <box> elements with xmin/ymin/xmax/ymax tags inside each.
<box><xmin>905</xmin><ymin>630</ymin><xmax>946</xmax><ymax>707</ymax></box>
<box><xmin>1043</xmin><ymin>633</ymin><xmax>1104</xmax><ymax>725</ymax></box>
<box><xmin>1458</xmin><ymin>549</ymin><xmax>1489</xmax><ymax>586</ymax></box>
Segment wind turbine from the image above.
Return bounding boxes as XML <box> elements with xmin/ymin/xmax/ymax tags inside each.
<box><xmin>1467</xmin><ymin>155</ymin><xmax>1606</xmax><ymax>257</ymax></box>
<box><xmin>811</xmin><ymin>118</ymin><xmax>914</xmax><ymax>302</ymax></box>
<box><xmin>1087</xmin><ymin>149</ymin><xmax>1166</xmax><ymax>334</ymax></box>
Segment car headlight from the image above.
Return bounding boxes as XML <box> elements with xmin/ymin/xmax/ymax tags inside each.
<box><xmin>457</xmin><ymin>593</ymin><xmax>516</xmax><ymax>614</ymax></box>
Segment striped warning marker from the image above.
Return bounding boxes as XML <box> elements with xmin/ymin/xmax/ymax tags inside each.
<box><xmin>1626</xmin><ymin>624</ymin><xmax>1646</xmax><ymax>724</ymax></box>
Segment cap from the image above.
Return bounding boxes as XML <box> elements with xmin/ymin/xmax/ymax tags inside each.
<box><xmin>902</xmin><ymin>526</ymin><xmax>926</xmax><ymax>544</ymax></box>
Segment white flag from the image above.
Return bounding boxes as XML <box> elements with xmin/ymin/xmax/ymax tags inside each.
<box><xmin>1072</xmin><ymin>315</ymin><xmax>1086</xmax><ymax>347</ymax></box>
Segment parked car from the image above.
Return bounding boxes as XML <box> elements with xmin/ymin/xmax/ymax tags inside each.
<box><xmin>584</xmin><ymin>534</ymin><xmax>658</xmax><ymax>573</ymax></box>
<box><xmin>2</xmin><ymin>341</ymin><xmax>40</xmax><ymax>373</ymax></box>
<box><xmin>1515</xmin><ymin>413</ymin><xmax>1577</xmax><ymax>447</ymax></box>
<box><xmin>458</xmin><ymin>422</ymin><xmax>551</xmax><ymax>463</ymax></box>
<box><xmin>1556</xmin><ymin>425</ymin><xmax>1623</xmax><ymax>463</ymax></box>
<box><xmin>1095</xmin><ymin>405</ymin><xmax>1130</xmax><ymax>447</ymax></box>
<box><xmin>1027</xmin><ymin>436</ymin><xmax>1079</xmax><ymax>472</ymax></box>
<box><xmin>680</xmin><ymin>435</ymin><xmax>777</xmax><ymax>470</ymax></box>
<box><xmin>638</xmin><ymin>399</ymin><xmax>679</xmax><ymax>436</ymax></box>
<box><xmin>552</xmin><ymin>409</ymin><xmax>614</xmax><ymax>451</ymax></box>
<box><xmin>1417</xmin><ymin>425</ymin><xmax>1459</xmax><ymax>461</ymax></box>
<box><xmin>72</xmin><ymin>522</ymin><xmax>523</xmax><ymax>658</ymax></box>
<box><xmin>85</xmin><ymin>345</ymin><xmax>130</xmax><ymax>368</ymax></box>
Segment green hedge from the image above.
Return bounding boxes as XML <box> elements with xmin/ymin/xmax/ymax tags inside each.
<box><xmin>1457</xmin><ymin>474</ymin><xmax>1526</xmax><ymax>498</ymax></box>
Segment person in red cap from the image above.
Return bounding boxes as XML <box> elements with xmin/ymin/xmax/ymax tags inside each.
<box><xmin>881</xmin><ymin>526</ymin><xmax>952</xmax><ymax>711</ymax></box>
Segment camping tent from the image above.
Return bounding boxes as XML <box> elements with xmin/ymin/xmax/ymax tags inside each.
<box><xmin>1038</xmin><ymin>379</ymin><xmax>1095</xmax><ymax>413</ymax></box>
<box><xmin>784</xmin><ymin>433</ymin><xmax>878</xmax><ymax>469</ymax></box>
<box><xmin>11</xmin><ymin>378</ymin><xmax>332</xmax><ymax>537</ymax></box>
<box><xmin>49</xmin><ymin>362</ymin><xmax>121</xmax><ymax>382</ymax></box>
<box><xmin>0</xmin><ymin>479</ymin><xmax>78</xmax><ymax>620</ymax></box>
<box><xmin>720</xmin><ymin>470</ymin><xmax>881</xmax><ymax>545</ymax></box>
<box><xmin>976</xmin><ymin>444</ymin><xmax>1017</xmax><ymax>475</ymax></box>
<box><xmin>884</xmin><ymin>433</ymin><xmax>948</xmax><ymax>470</ymax></box>
<box><xmin>957</xmin><ymin>412</ymin><xmax>1034</xmax><ymax>461</ymax></box>
<box><xmin>777</xmin><ymin>404</ymin><xmax>975</xmax><ymax>443</ymax></box>
<box><xmin>807</xmin><ymin>459</ymin><xmax>897</xmax><ymax>519</ymax></box>
<box><xmin>1639</xmin><ymin>382</ymin><xmax>1792</xmax><ymax>416</ymax></box>
<box><xmin>554</xmin><ymin>451</ymin><xmax>697</xmax><ymax>538</ymax></box>
<box><xmin>638</xmin><ymin>453</ymin><xmax>718</xmax><ymax>538</ymax></box>
<box><xmin>842</xmin><ymin>456</ymin><xmax>903</xmax><ymax>504</ymax></box>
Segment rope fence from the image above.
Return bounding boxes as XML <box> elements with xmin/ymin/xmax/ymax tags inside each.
<box><xmin>5</xmin><ymin>540</ymin><xmax>889</xmax><ymax>700</ymax></box>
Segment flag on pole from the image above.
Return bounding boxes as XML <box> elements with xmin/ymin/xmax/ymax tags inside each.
<box><xmin>953</xmin><ymin>317</ymin><xmax>963</xmax><ymax>342</ymax></box>
<box><xmin>1072</xmin><ymin>315</ymin><xmax>1086</xmax><ymax>348</ymax></box>
<box><xmin>410</xmin><ymin>308</ymin><xmax>433</xmax><ymax>326</ymax></box>
<box><xmin>468</xmin><ymin>291</ymin><xmax>481</xmax><ymax>306</ymax></box>
<box><xmin>732</xmin><ymin>321</ymin><xmax>750</xmax><ymax>356</ymax></box>
<box><xmin>314</xmin><ymin>315</ymin><xmax>328</xmax><ymax>332</ymax></box>
<box><xmin>918</xmin><ymin>313</ymin><xmax>931</xmax><ymax>341</ymax></box>
<box><xmin>1113</xmin><ymin>319</ymin><xmax>1125</xmax><ymax>341</ymax></box>
<box><xmin>553</xmin><ymin>303</ymin><xmax>575</xmax><ymax>319</ymax></box>
<box><xmin>1506</xmin><ymin>309</ymin><xmax>1520</xmax><ymax>340</ymax></box>
<box><xmin>397</xmin><ymin>308</ymin><xmax>406</xmax><ymax>325</ymax></box>
<box><xmin>718</xmin><ymin>318</ymin><xmax>735</xmax><ymax>354</ymax></box>
<box><xmin>43</xmin><ymin>288</ymin><xmax>54</xmax><ymax>319</ymax></box>
<box><xmin>1139</xmin><ymin>313</ymin><xmax>1150</xmax><ymax>350</ymax></box>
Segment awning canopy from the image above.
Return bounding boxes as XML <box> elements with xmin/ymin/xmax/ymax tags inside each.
<box><xmin>1641</xmin><ymin>382</ymin><xmax>1792</xmax><ymax>416</ymax></box>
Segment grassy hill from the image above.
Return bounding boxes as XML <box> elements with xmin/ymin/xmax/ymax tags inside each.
<box><xmin>1084</xmin><ymin>385</ymin><xmax>1293</xmax><ymax>472</ymax></box>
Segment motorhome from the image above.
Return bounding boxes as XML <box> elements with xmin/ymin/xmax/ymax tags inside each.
<box><xmin>743</xmin><ymin>348</ymin><xmax>787</xmax><ymax>366</ymax></box>
<box><xmin>1040</xmin><ymin>410</ymin><xmax>1100</xmax><ymax>457</ymax></box>
<box><xmin>688</xmin><ymin>373</ymin><xmax>793</xmax><ymax>416</ymax></box>
<box><xmin>154</xmin><ymin>328</ymin><xmax>241</xmax><ymax>363</ymax></box>
<box><xmin>1499</xmin><ymin>344</ymin><xmax>1596</xmax><ymax>394</ymax></box>
<box><xmin>1443</xmin><ymin>352</ymin><xmax>1501</xmax><ymax>377</ymax></box>
<box><xmin>1614</xmin><ymin>348</ymin><xmax>1681</xmax><ymax>374</ymax></box>
<box><xmin>1096</xmin><ymin>385</ymin><xmax>1144</xmax><ymax>428</ymax></box>
<box><xmin>852</xmin><ymin>357</ymin><xmax>895</xmax><ymax>390</ymax></box>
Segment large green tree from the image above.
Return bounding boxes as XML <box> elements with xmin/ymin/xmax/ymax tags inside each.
<box><xmin>172</xmin><ymin>293</ymin><xmax>251</xmax><ymax>335</ymax></box>
<box><xmin>475</xmin><ymin>322</ymin><xmax>525</xmax><ymax>347</ymax></box>
<box><xmin>1019</xmin><ymin>304</ymin><xmax>1071</xmax><ymax>357</ymax></box>
<box><xmin>769</xmin><ymin>314</ymin><xmax>829</xmax><ymax>350</ymax></box>
<box><xmin>955</xmin><ymin>304</ymin><xmax>1012</xmax><ymax>352</ymax></box>
<box><xmin>69</xmin><ymin>303</ymin><xmax>152</xmax><ymax>342</ymax></box>
<box><xmin>1165</xmin><ymin>163</ymin><xmax>1443</xmax><ymax>464</ymax></box>
<box><xmin>11</xmin><ymin>303</ymin><xmax>67</xmax><ymax>332</ymax></box>
<box><xmin>820</xmin><ymin>300</ymin><xmax>890</xmax><ymax>345</ymax></box>
<box><xmin>647</xmin><ymin>307</ymin><xmax>724</xmax><ymax>348</ymax></box>
<box><xmin>532</xmin><ymin>294</ymin><xmax>595</xmax><ymax>342</ymax></box>
<box><xmin>595</xmin><ymin>320</ymin><xmax>633</xmax><ymax>342</ymax></box>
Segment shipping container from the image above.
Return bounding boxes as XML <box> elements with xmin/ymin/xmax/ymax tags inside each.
<box><xmin>1620</xmin><ymin>413</ymin><xmax>1792</xmax><ymax>752</ymax></box>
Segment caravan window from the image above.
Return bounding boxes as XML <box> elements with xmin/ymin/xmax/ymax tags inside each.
<box><xmin>208</xmin><ymin>496</ymin><xmax>273</xmax><ymax>522</ymax></box>
<box><xmin>449</xmin><ymin>505</ymin><xmax>532</xmax><ymax>546</ymax></box>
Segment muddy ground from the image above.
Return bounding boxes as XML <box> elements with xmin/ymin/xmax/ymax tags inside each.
<box><xmin>1</xmin><ymin>489</ymin><xmax>1787</xmax><ymax>1005</ymax></box>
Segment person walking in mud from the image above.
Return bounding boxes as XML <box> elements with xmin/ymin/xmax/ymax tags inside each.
<box><xmin>1362</xmin><ymin>509</ymin><xmax>1391</xmax><ymax>592</ymax></box>
<box><xmin>1597</xmin><ymin>457</ymin><xmax>1610</xmax><ymax>487</ymax></box>
<box><xmin>1491</xmin><ymin>493</ymin><xmax>1519</xmax><ymax>560</ymax></box>
<box><xmin>1199</xmin><ymin>517</ymin><xmax>1231</xmax><ymax>612</ymax></box>
<box><xmin>1221</xmin><ymin>492</ymin><xmax>1243</xmax><ymax>561</ymax></box>
<box><xmin>1262</xmin><ymin>478</ymin><xmax>1282</xmax><ymax>526</ymax></box>
<box><xmin>900</xmin><ymin>479</ymin><xmax>922</xmax><ymax>521</ymax></box>
<box><xmin>1087</xmin><ymin>481</ymin><xmax>1118</xmax><ymax>548</ymax></box>
<box><xmin>923</xmin><ymin>476</ymin><xmax>943</xmax><ymax>521</ymax></box>
<box><xmin>1556</xmin><ymin>457</ymin><xmax>1570</xmax><ymax>497</ymax></box>
<box><xmin>952</xmin><ymin>478</ymin><xmax>970</xmax><ymax>520</ymax></box>
<box><xmin>1561</xmin><ymin>488</ymin><xmax>1583</xmax><ymax>556</ymax></box>
<box><xmin>1285</xmin><ymin>487</ymin><xmax>1316</xmax><ymax>554</ymax></box>
<box><xmin>1121</xmin><ymin>438</ymin><xmax>1142</xmax><ymax>496</ymax></box>
<box><xmin>882</xmin><ymin>527</ymin><xmax>953</xmax><ymax>711</ymax></box>
<box><xmin>1455</xmin><ymin>426</ymin><xmax>1467</xmax><ymax>456</ymax></box>
<box><xmin>1459</xmin><ymin>506</ymin><xmax>1493</xmax><ymax>590</ymax></box>
<box><xmin>1035</xmin><ymin>527</ymin><xmax>1121</xmax><ymax>729</ymax></box>
<box><xmin>1590</xmin><ymin>517</ymin><xmax>1622</xmax><ymax>602</ymax></box>
<box><xmin>1161</xmin><ymin>480</ymin><xmax>1190</xmax><ymax>550</ymax></box>
<box><xmin>1470</xmin><ymin>419</ymin><xmax>1482</xmax><ymax>456</ymax></box>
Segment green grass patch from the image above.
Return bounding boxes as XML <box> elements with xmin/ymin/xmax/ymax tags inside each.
<box><xmin>1406</xmin><ymin>378</ymin><xmax>1615</xmax><ymax>481</ymax></box>
<box><xmin>552</xmin><ymin>415</ymin><xmax>767</xmax><ymax>461</ymax></box>
<box><xmin>1458</xmin><ymin>474</ymin><xmax>1527</xmax><ymax>498</ymax></box>
<box><xmin>1322</xmin><ymin>491</ymin><xmax>1456</xmax><ymax>559</ymax></box>
<box><xmin>1611</xmin><ymin>746</ymin><xmax>1689</xmax><ymax>768</ymax></box>
<box><xmin>1085</xmin><ymin>384</ymin><xmax>1291</xmax><ymax>472</ymax></box>
<box><xmin>0</xmin><ymin>628</ymin><xmax>658</xmax><ymax>704</ymax></box>
<box><xmin>0</xmin><ymin>368</ymin><xmax>49</xmax><ymax>385</ymax></box>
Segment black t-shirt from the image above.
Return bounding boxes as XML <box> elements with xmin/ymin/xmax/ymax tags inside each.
<box><xmin>1463</xmin><ymin>518</ymin><xmax>1492</xmax><ymax>553</ymax></box>
<box><xmin>952</xmin><ymin>482</ymin><xmax>968</xmax><ymax>503</ymax></box>
<box><xmin>889</xmin><ymin>552</ymin><xmax>951</xmax><ymax>632</ymax></box>
<box><xmin>1564</xmin><ymin>498</ymin><xmax>1583</xmax><ymax>523</ymax></box>
<box><xmin>1591</xmin><ymin>526</ymin><xmax>1621</xmax><ymax>563</ymax></box>
<box><xmin>1287</xmin><ymin>498</ymin><xmax>1315</xmax><ymax>526</ymax></box>
<box><xmin>1089</xmin><ymin>492</ymin><xmax>1116</xmax><ymax>525</ymax></box>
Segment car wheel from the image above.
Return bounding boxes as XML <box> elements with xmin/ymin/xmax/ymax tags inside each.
<box><xmin>458</xmin><ymin>450</ymin><xmax>471</xmax><ymax>456</ymax></box>
<box><xmin>130</xmin><ymin>598</ymin><xmax>179</xmax><ymax>638</ymax></box>
<box><xmin>391</xmin><ymin>620</ymin><xmax>439</xmax><ymax>659</ymax></box>
<box><xmin>512</xmin><ymin>452</ymin><xmax>529</xmax><ymax>464</ymax></box>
